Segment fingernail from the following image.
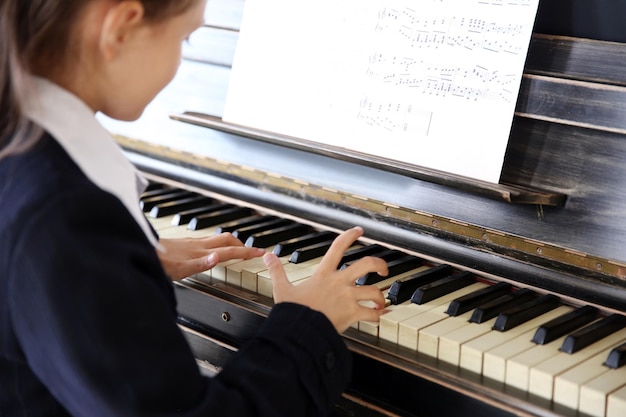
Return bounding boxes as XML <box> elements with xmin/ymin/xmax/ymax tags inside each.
<box><xmin>262</xmin><ymin>252</ymin><xmax>274</xmax><ymax>266</ymax></box>
<box><xmin>207</xmin><ymin>253</ymin><xmax>218</xmax><ymax>265</ymax></box>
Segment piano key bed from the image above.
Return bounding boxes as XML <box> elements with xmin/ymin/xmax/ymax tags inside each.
<box><xmin>143</xmin><ymin>182</ymin><xmax>626</xmax><ymax>417</ymax></box>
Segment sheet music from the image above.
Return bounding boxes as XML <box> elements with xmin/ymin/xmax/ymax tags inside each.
<box><xmin>222</xmin><ymin>0</ymin><xmax>539</xmax><ymax>183</ymax></box>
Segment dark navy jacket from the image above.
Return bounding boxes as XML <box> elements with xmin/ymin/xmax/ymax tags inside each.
<box><xmin>0</xmin><ymin>134</ymin><xmax>351</xmax><ymax>417</ymax></box>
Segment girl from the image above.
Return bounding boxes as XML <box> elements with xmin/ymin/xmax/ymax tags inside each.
<box><xmin>0</xmin><ymin>0</ymin><xmax>387</xmax><ymax>416</ymax></box>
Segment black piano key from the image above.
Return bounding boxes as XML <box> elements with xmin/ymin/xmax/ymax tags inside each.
<box><xmin>492</xmin><ymin>294</ymin><xmax>561</xmax><ymax>332</ymax></box>
<box><xmin>445</xmin><ymin>281</ymin><xmax>512</xmax><ymax>317</ymax></box>
<box><xmin>387</xmin><ymin>264</ymin><xmax>454</xmax><ymax>305</ymax></box>
<box><xmin>410</xmin><ymin>271</ymin><xmax>475</xmax><ymax>305</ymax></box>
<box><xmin>356</xmin><ymin>255</ymin><xmax>424</xmax><ymax>286</ymax></box>
<box><xmin>340</xmin><ymin>249</ymin><xmax>405</xmax><ymax>271</ymax></box>
<box><xmin>139</xmin><ymin>189</ymin><xmax>192</xmax><ymax>212</ymax></box>
<box><xmin>289</xmin><ymin>240</ymin><xmax>334</xmax><ymax>264</ymax></box>
<box><xmin>337</xmin><ymin>244</ymin><xmax>388</xmax><ymax>268</ymax></box>
<box><xmin>231</xmin><ymin>218</ymin><xmax>292</xmax><ymax>242</ymax></box>
<box><xmin>149</xmin><ymin>195</ymin><xmax>212</xmax><ymax>218</ymax></box>
<box><xmin>532</xmin><ymin>305</ymin><xmax>599</xmax><ymax>345</ymax></box>
<box><xmin>188</xmin><ymin>206</ymin><xmax>255</xmax><ymax>230</ymax></box>
<box><xmin>272</xmin><ymin>230</ymin><xmax>337</xmax><ymax>257</ymax></box>
<box><xmin>560</xmin><ymin>314</ymin><xmax>626</xmax><ymax>354</ymax></box>
<box><xmin>245</xmin><ymin>223</ymin><xmax>312</xmax><ymax>248</ymax></box>
<box><xmin>605</xmin><ymin>342</ymin><xmax>626</xmax><ymax>369</ymax></box>
<box><xmin>469</xmin><ymin>288</ymin><xmax>536</xmax><ymax>324</ymax></box>
<box><xmin>172</xmin><ymin>203</ymin><xmax>233</xmax><ymax>226</ymax></box>
<box><xmin>216</xmin><ymin>215</ymin><xmax>278</xmax><ymax>234</ymax></box>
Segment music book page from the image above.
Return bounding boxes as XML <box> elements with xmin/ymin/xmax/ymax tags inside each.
<box><xmin>222</xmin><ymin>0</ymin><xmax>540</xmax><ymax>183</ymax></box>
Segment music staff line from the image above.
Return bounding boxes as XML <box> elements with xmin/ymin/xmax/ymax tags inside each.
<box><xmin>365</xmin><ymin>56</ymin><xmax>516</xmax><ymax>103</ymax></box>
<box><xmin>356</xmin><ymin>98</ymin><xmax>433</xmax><ymax>137</ymax></box>
<box><xmin>376</xmin><ymin>7</ymin><xmax>531</xmax><ymax>55</ymax></box>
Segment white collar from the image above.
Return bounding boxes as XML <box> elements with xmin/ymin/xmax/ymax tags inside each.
<box><xmin>22</xmin><ymin>76</ymin><xmax>159</xmax><ymax>248</ymax></box>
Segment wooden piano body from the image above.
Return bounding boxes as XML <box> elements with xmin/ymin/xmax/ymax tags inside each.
<box><xmin>100</xmin><ymin>1</ymin><xmax>626</xmax><ymax>416</ymax></box>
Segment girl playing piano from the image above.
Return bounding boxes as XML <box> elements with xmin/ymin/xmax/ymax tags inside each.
<box><xmin>0</xmin><ymin>0</ymin><xmax>387</xmax><ymax>416</ymax></box>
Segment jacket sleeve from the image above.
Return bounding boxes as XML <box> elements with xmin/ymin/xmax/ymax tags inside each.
<box><xmin>8</xmin><ymin>186</ymin><xmax>351</xmax><ymax>417</ymax></box>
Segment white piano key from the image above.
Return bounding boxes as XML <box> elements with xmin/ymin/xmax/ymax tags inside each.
<box><xmin>379</xmin><ymin>302</ymin><xmax>426</xmax><ymax>344</ymax></box>
<box><xmin>224</xmin><ymin>246</ymin><xmax>276</xmax><ymax>287</ymax></box>
<box><xmin>504</xmin><ymin>335</ymin><xmax>566</xmax><ymax>392</ymax></box>
<box><xmin>438</xmin><ymin>317</ymin><xmax>499</xmax><ymax>366</ymax></box>
<box><xmin>459</xmin><ymin>307</ymin><xmax>567</xmax><ymax>375</ymax></box>
<box><xmin>483</xmin><ymin>330</ymin><xmax>536</xmax><ymax>382</ymax></box>
<box><xmin>553</xmin><ymin>340</ymin><xmax>626</xmax><ymax>412</ymax></box>
<box><xmin>483</xmin><ymin>331</ymin><xmax>537</xmax><ymax>381</ymax></box>
<box><xmin>528</xmin><ymin>328</ymin><xmax>626</xmax><ymax>401</ymax></box>
<box><xmin>483</xmin><ymin>306</ymin><xmax>572</xmax><ymax>383</ymax></box>
<box><xmin>483</xmin><ymin>329</ymin><xmax>542</xmax><ymax>383</ymax></box>
<box><xmin>398</xmin><ymin>283</ymin><xmax>487</xmax><ymax>350</ymax></box>
<box><xmin>417</xmin><ymin>309</ymin><xmax>474</xmax><ymax>358</ymax></box>
<box><xmin>239</xmin><ymin>255</ymin><xmax>287</xmax><ymax>292</ymax></box>
<box><xmin>357</xmin><ymin>269</ymin><xmax>427</xmax><ymax>336</ymax></box>
<box><xmin>210</xmin><ymin>259</ymin><xmax>243</xmax><ymax>281</ymax></box>
<box><xmin>607</xmin><ymin>384</ymin><xmax>626</xmax><ymax>417</ymax></box>
<box><xmin>579</xmin><ymin>365</ymin><xmax>626</xmax><ymax>417</ymax></box>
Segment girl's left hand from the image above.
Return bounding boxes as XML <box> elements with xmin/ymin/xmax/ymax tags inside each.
<box><xmin>157</xmin><ymin>233</ymin><xmax>266</xmax><ymax>280</ymax></box>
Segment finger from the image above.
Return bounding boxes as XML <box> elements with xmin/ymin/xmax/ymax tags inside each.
<box><xmin>356</xmin><ymin>285</ymin><xmax>382</xmax><ymax>310</ymax></box>
<box><xmin>317</xmin><ymin>227</ymin><xmax>364</xmax><ymax>271</ymax></box>
<box><xmin>264</xmin><ymin>253</ymin><xmax>291</xmax><ymax>302</ymax></box>
<box><xmin>356</xmin><ymin>304</ymin><xmax>386</xmax><ymax>323</ymax></box>
<box><xmin>203</xmin><ymin>252</ymin><xmax>219</xmax><ymax>271</ymax></box>
<box><xmin>213</xmin><ymin>246</ymin><xmax>265</xmax><ymax>262</ymax></box>
<box><xmin>340</xmin><ymin>256</ymin><xmax>388</xmax><ymax>282</ymax></box>
<box><xmin>197</xmin><ymin>232</ymin><xmax>246</xmax><ymax>249</ymax></box>
<box><xmin>184</xmin><ymin>252</ymin><xmax>218</xmax><ymax>277</ymax></box>
<box><xmin>168</xmin><ymin>252</ymin><xmax>219</xmax><ymax>281</ymax></box>
<box><xmin>354</xmin><ymin>285</ymin><xmax>386</xmax><ymax>307</ymax></box>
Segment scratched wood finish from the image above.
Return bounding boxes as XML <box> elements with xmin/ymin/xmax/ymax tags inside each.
<box><xmin>525</xmin><ymin>35</ymin><xmax>626</xmax><ymax>87</ymax></box>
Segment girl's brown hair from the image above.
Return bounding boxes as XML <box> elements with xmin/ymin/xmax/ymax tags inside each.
<box><xmin>0</xmin><ymin>0</ymin><xmax>198</xmax><ymax>158</ymax></box>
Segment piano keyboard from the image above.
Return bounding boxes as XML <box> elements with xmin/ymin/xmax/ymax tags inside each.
<box><xmin>143</xmin><ymin>183</ymin><xmax>626</xmax><ymax>417</ymax></box>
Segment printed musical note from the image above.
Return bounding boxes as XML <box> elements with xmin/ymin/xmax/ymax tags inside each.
<box><xmin>365</xmin><ymin>54</ymin><xmax>517</xmax><ymax>104</ymax></box>
<box><xmin>375</xmin><ymin>6</ymin><xmax>531</xmax><ymax>54</ymax></box>
<box><xmin>357</xmin><ymin>97</ymin><xmax>432</xmax><ymax>136</ymax></box>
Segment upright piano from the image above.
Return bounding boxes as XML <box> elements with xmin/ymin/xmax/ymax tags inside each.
<box><xmin>100</xmin><ymin>1</ymin><xmax>626</xmax><ymax>416</ymax></box>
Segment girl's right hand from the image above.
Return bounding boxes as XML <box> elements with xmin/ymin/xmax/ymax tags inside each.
<box><xmin>264</xmin><ymin>226</ymin><xmax>388</xmax><ymax>333</ymax></box>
